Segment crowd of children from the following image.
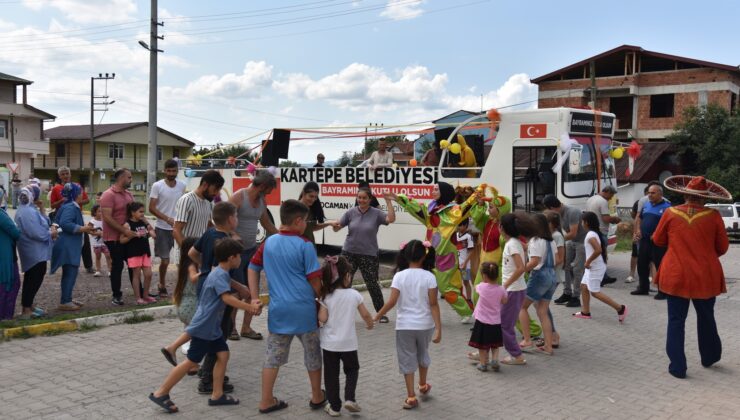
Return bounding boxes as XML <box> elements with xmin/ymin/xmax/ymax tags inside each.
<box><xmin>150</xmin><ymin>186</ymin><xmax>627</xmax><ymax>415</ymax></box>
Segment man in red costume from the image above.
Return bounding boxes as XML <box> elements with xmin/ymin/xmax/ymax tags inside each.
<box><xmin>653</xmin><ymin>176</ymin><xmax>731</xmax><ymax>379</ymax></box>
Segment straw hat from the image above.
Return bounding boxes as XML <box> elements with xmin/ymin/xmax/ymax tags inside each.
<box><xmin>663</xmin><ymin>175</ymin><xmax>733</xmax><ymax>202</ymax></box>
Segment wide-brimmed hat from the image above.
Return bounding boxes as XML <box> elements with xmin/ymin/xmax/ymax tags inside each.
<box><xmin>663</xmin><ymin>175</ymin><xmax>733</xmax><ymax>201</ymax></box>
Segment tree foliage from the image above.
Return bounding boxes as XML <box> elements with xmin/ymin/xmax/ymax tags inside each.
<box><xmin>278</xmin><ymin>160</ymin><xmax>302</xmax><ymax>167</ymax></box>
<box><xmin>335</xmin><ymin>151</ymin><xmax>354</xmax><ymax>167</ymax></box>
<box><xmin>668</xmin><ymin>104</ymin><xmax>740</xmax><ymax>199</ymax></box>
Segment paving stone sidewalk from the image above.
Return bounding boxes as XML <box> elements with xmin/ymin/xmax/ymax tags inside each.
<box><xmin>1</xmin><ymin>247</ymin><xmax>739</xmax><ymax>419</ymax></box>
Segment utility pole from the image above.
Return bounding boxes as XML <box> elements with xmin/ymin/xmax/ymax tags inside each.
<box><xmin>141</xmin><ymin>0</ymin><xmax>164</xmax><ymax>198</ymax></box>
<box><xmin>589</xmin><ymin>60</ymin><xmax>597</xmax><ymax>109</ymax></box>
<box><xmin>90</xmin><ymin>73</ymin><xmax>115</xmax><ymax>191</ymax></box>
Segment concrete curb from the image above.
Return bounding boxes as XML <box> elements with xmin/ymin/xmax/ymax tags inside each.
<box><xmin>2</xmin><ymin>305</ymin><xmax>177</xmax><ymax>339</ymax></box>
<box><xmin>2</xmin><ymin>284</ymin><xmax>389</xmax><ymax>339</ymax></box>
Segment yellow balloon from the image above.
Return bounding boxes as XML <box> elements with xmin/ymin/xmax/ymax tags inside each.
<box><xmin>440</xmin><ymin>139</ymin><xmax>450</xmax><ymax>149</ymax></box>
<box><xmin>449</xmin><ymin>143</ymin><xmax>461</xmax><ymax>154</ymax></box>
<box><xmin>610</xmin><ymin>147</ymin><xmax>624</xmax><ymax>159</ymax></box>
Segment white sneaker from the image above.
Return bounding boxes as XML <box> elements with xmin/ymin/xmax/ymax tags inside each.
<box><xmin>460</xmin><ymin>316</ymin><xmax>473</xmax><ymax>324</ymax></box>
<box><xmin>324</xmin><ymin>403</ymin><xmax>341</xmax><ymax>417</ymax></box>
<box><xmin>93</xmin><ymin>271</ymin><xmax>102</xmax><ymax>277</ymax></box>
<box><xmin>625</xmin><ymin>275</ymin><xmax>635</xmax><ymax>283</ymax></box>
<box><xmin>344</xmin><ymin>400</ymin><xmax>361</xmax><ymax>412</ymax></box>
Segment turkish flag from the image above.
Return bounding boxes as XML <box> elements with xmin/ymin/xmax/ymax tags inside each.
<box><xmin>520</xmin><ymin>124</ymin><xmax>547</xmax><ymax>138</ymax></box>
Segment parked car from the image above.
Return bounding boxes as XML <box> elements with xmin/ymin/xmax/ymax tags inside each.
<box><xmin>706</xmin><ymin>203</ymin><xmax>740</xmax><ymax>239</ymax></box>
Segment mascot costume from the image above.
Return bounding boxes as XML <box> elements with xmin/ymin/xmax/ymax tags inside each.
<box><xmin>396</xmin><ymin>181</ymin><xmax>478</xmax><ymax>317</ymax></box>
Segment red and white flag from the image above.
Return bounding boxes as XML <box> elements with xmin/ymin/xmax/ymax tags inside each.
<box><xmin>520</xmin><ymin>124</ymin><xmax>547</xmax><ymax>138</ymax></box>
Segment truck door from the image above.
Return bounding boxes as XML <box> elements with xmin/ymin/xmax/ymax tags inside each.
<box><xmin>512</xmin><ymin>146</ymin><xmax>556</xmax><ymax>212</ymax></box>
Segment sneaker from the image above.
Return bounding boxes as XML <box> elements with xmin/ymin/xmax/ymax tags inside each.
<box><xmin>324</xmin><ymin>403</ymin><xmax>341</xmax><ymax>417</ymax></box>
<box><xmin>488</xmin><ymin>361</ymin><xmax>500</xmax><ymax>372</ymax></box>
<box><xmin>93</xmin><ymin>271</ymin><xmax>102</xmax><ymax>277</ymax></box>
<box><xmin>344</xmin><ymin>400</ymin><xmax>361</xmax><ymax>412</ymax></box>
<box><xmin>565</xmin><ymin>297</ymin><xmax>581</xmax><ymax>308</ymax></box>
<box><xmin>86</xmin><ymin>268</ymin><xmax>96</xmax><ymax>274</ymax></box>
<box><xmin>625</xmin><ymin>275</ymin><xmax>635</xmax><ymax>283</ymax></box>
<box><xmin>601</xmin><ymin>276</ymin><xmax>617</xmax><ymax>287</ymax></box>
<box><xmin>111</xmin><ymin>297</ymin><xmax>124</xmax><ymax>306</ymax></box>
<box><xmin>460</xmin><ymin>316</ymin><xmax>473</xmax><ymax>324</ymax></box>
<box><xmin>554</xmin><ymin>293</ymin><xmax>571</xmax><ymax>305</ymax></box>
<box><xmin>197</xmin><ymin>381</ymin><xmax>234</xmax><ymax>394</ymax></box>
<box><xmin>57</xmin><ymin>302</ymin><xmax>80</xmax><ymax>311</ymax></box>
<box><xmin>476</xmin><ymin>363</ymin><xmax>488</xmax><ymax>372</ymax></box>
<box><xmin>572</xmin><ymin>311</ymin><xmax>592</xmax><ymax>319</ymax></box>
<box><xmin>654</xmin><ymin>292</ymin><xmax>667</xmax><ymax>300</ymax></box>
<box><xmin>618</xmin><ymin>306</ymin><xmax>628</xmax><ymax>323</ymax></box>
<box><xmin>630</xmin><ymin>290</ymin><xmax>649</xmax><ymax>296</ymax></box>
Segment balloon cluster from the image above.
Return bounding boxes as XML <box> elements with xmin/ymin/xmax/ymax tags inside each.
<box><xmin>439</xmin><ymin>138</ymin><xmax>461</xmax><ymax>155</ymax></box>
<box><xmin>186</xmin><ymin>154</ymin><xmax>203</xmax><ymax>166</ymax></box>
<box><xmin>609</xmin><ymin>147</ymin><xmax>625</xmax><ymax>159</ymax></box>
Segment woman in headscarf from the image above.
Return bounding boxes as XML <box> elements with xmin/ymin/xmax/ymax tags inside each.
<box><xmin>393</xmin><ymin>181</ymin><xmax>478</xmax><ymax>316</ymax></box>
<box><xmin>14</xmin><ymin>186</ymin><xmax>55</xmax><ymax>318</ymax></box>
<box><xmin>51</xmin><ymin>183</ymin><xmax>94</xmax><ymax>311</ymax></box>
<box><xmin>0</xmin><ymin>195</ymin><xmax>20</xmax><ymax>320</ymax></box>
<box><xmin>653</xmin><ymin>176</ymin><xmax>731</xmax><ymax>379</ymax></box>
<box><xmin>298</xmin><ymin>181</ymin><xmax>333</xmax><ymax>245</ymax></box>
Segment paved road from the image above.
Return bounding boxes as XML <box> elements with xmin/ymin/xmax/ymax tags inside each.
<box><xmin>2</xmin><ymin>247</ymin><xmax>740</xmax><ymax>419</ymax></box>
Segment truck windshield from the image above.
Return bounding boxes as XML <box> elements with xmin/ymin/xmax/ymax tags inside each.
<box><xmin>561</xmin><ymin>136</ymin><xmax>614</xmax><ymax>198</ymax></box>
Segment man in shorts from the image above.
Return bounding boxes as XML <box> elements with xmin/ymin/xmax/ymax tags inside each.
<box><xmin>148</xmin><ymin>159</ymin><xmax>186</xmax><ymax>297</ymax></box>
<box><xmin>248</xmin><ymin>199</ymin><xmax>324</xmax><ymax>414</ymax></box>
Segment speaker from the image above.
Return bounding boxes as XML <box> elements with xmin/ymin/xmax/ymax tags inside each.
<box><xmin>272</xmin><ymin>129</ymin><xmax>291</xmax><ymax>158</ymax></box>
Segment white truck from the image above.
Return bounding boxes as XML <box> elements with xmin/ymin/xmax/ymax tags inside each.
<box><xmin>182</xmin><ymin>107</ymin><xmax>618</xmax><ymax>250</ymax></box>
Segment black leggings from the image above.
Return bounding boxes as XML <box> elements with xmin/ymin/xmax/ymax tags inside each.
<box><xmin>342</xmin><ymin>251</ymin><xmax>384</xmax><ymax>311</ymax></box>
<box><xmin>323</xmin><ymin>349</ymin><xmax>359</xmax><ymax>411</ymax></box>
<box><xmin>21</xmin><ymin>261</ymin><xmax>46</xmax><ymax>308</ymax></box>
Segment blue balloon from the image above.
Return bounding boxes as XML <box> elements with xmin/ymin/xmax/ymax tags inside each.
<box><xmin>185</xmin><ymin>168</ymin><xmax>195</xmax><ymax>178</ymax></box>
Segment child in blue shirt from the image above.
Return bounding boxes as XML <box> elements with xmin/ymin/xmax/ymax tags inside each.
<box><xmin>248</xmin><ymin>199</ymin><xmax>323</xmax><ymax>414</ymax></box>
<box><xmin>149</xmin><ymin>238</ymin><xmax>262</xmax><ymax>413</ymax></box>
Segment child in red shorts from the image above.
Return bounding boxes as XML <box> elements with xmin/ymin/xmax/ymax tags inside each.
<box><xmin>121</xmin><ymin>202</ymin><xmax>156</xmax><ymax>305</ymax></box>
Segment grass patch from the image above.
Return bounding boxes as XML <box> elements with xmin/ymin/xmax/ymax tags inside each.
<box><xmin>123</xmin><ymin>312</ymin><xmax>155</xmax><ymax>324</ymax></box>
<box><xmin>614</xmin><ymin>233</ymin><xmax>633</xmax><ymax>253</ymax></box>
<box><xmin>0</xmin><ymin>299</ymin><xmax>171</xmax><ymax>329</ymax></box>
<box><xmin>41</xmin><ymin>327</ymin><xmax>69</xmax><ymax>337</ymax></box>
<box><xmin>78</xmin><ymin>322</ymin><xmax>101</xmax><ymax>333</ymax></box>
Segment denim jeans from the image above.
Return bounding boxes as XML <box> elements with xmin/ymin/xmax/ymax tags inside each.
<box><xmin>60</xmin><ymin>264</ymin><xmax>79</xmax><ymax>304</ymax></box>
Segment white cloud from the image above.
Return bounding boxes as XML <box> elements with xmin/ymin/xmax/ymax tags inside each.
<box><xmin>380</xmin><ymin>0</ymin><xmax>425</xmax><ymax>20</ymax></box>
<box><xmin>23</xmin><ymin>0</ymin><xmax>138</xmax><ymax>24</ymax></box>
<box><xmin>442</xmin><ymin>73</ymin><xmax>538</xmax><ymax>111</ymax></box>
<box><xmin>273</xmin><ymin>63</ymin><xmax>447</xmax><ymax>111</ymax></box>
<box><xmin>180</xmin><ymin>61</ymin><xmax>273</xmax><ymax>98</ymax></box>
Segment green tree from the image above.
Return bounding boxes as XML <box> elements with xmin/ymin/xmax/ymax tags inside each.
<box><xmin>335</xmin><ymin>151</ymin><xmax>354</xmax><ymax>167</ymax></box>
<box><xmin>668</xmin><ymin>104</ymin><xmax>740</xmax><ymax>198</ymax></box>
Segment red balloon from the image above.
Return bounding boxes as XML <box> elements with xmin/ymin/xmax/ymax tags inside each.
<box><xmin>409</xmin><ymin>159</ymin><xmax>418</xmax><ymax>167</ymax></box>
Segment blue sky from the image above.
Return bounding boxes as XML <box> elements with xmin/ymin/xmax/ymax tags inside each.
<box><xmin>1</xmin><ymin>0</ymin><xmax>738</xmax><ymax>162</ymax></box>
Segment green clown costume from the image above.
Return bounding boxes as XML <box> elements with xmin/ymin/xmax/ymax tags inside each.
<box><xmin>396</xmin><ymin>182</ymin><xmax>477</xmax><ymax>317</ymax></box>
<box><xmin>469</xmin><ymin>186</ymin><xmax>542</xmax><ymax>338</ymax></box>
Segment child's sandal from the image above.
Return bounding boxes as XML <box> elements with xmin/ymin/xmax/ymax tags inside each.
<box><xmin>402</xmin><ymin>397</ymin><xmax>418</xmax><ymax>409</ymax></box>
<box><xmin>418</xmin><ymin>383</ymin><xmax>432</xmax><ymax>395</ymax></box>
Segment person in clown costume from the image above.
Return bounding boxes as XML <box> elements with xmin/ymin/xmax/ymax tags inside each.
<box><xmin>393</xmin><ymin>181</ymin><xmax>477</xmax><ymax>317</ymax></box>
<box><xmin>468</xmin><ymin>187</ymin><xmax>542</xmax><ymax>342</ymax></box>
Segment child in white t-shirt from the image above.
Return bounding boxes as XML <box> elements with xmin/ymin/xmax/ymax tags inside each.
<box><xmin>456</xmin><ymin>220</ymin><xmax>475</xmax><ymax>308</ymax></box>
<box><xmin>497</xmin><ymin>213</ymin><xmax>528</xmax><ymax>366</ymax></box>
<box><xmin>374</xmin><ymin>240</ymin><xmax>441</xmax><ymax>410</ymax></box>
<box><xmin>318</xmin><ymin>255</ymin><xmax>374</xmax><ymax>417</ymax></box>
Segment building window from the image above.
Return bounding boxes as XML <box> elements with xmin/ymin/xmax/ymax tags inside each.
<box><xmin>157</xmin><ymin>146</ymin><xmax>163</xmax><ymax>161</ymax></box>
<box><xmin>55</xmin><ymin>142</ymin><xmax>66</xmax><ymax>157</ymax></box>
<box><xmin>108</xmin><ymin>143</ymin><xmax>124</xmax><ymax>159</ymax></box>
<box><xmin>172</xmin><ymin>148</ymin><xmax>180</xmax><ymax>158</ymax></box>
<box><xmin>650</xmin><ymin>94</ymin><xmax>674</xmax><ymax>118</ymax></box>
<box><xmin>0</xmin><ymin>120</ymin><xmax>7</xmax><ymax>138</ymax></box>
